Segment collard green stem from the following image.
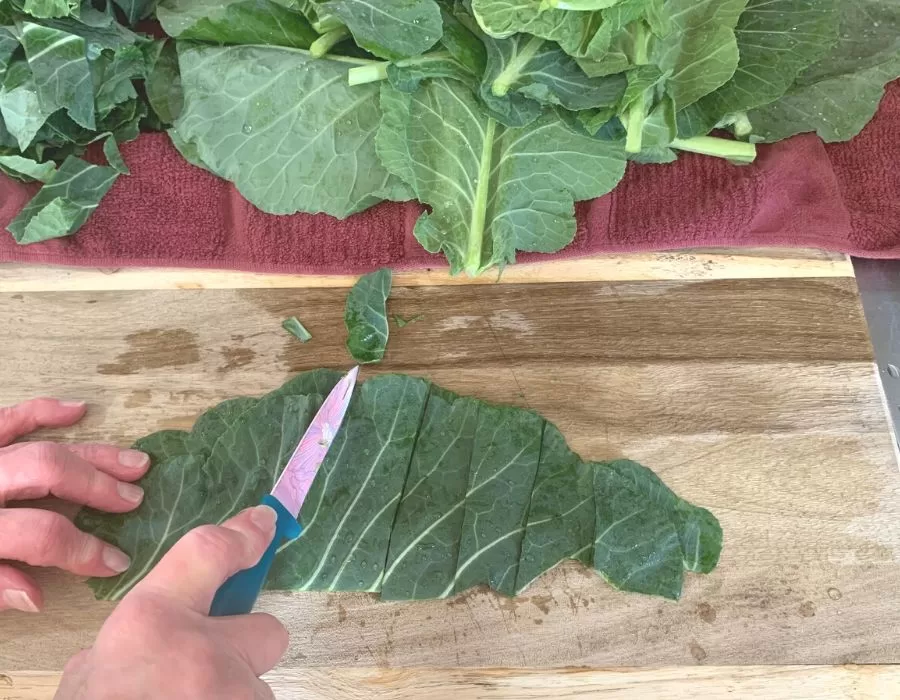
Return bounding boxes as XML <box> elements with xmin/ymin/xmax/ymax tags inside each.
<box><xmin>491</xmin><ymin>35</ymin><xmax>545</xmax><ymax>97</ymax></box>
<box><xmin>310</xmin><ymin>26</ymin><xmax>351</xmax><ymax>58</ymax></box>
<box><xmin>671</xmin><ymin>136</ymin><xmax>757</xmax><ymax>163</ymax></box>
<box><xmin>465</xmin><ymin>118</ymin><xmax>497</xmax><ymax>277</ymax></box>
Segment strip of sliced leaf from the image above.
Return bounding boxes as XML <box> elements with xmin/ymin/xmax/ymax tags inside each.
<box><xmin>0</xmin><ymin>153</ymin><xmax>56</xmax><ymax>181</ymax></box>
<box><xmin>175</xmin><ymin>43</ymin><xmax>411</xmax><ymax>218</ymax></box>
<box><xmin>345</xmin><ymin>267</ymin><xmax>391</xmax><ymax>363</ymax></box>
<box><xmin>7</xmin><ymin>155</ymin><xmax>118</xmax><ymax>244</ymax></box>
<box><xmin>377</xmin><ymin>79</ymin><xmax>626</xmax><ymax>276</ymax></box>
<box><xmin>320</xmin><ymin>0</ymin><xmax>443</xmax><ymax>60</ymax></box>
<box><xmin>282</xmin><ymin>316</ymin><xmax>313</xmax><ymax>342</ymax></box>
<box><xmin>77</xmin><ymin>371</ymin><xmax>722</xmax><ymax>603</ymax></box>
<box><xmin>157</xmin><ymin>0</ymin><xmax>318</xmax><ymax>49</ymax></box>
<box><xmin>103</xmin><ymin>136</ymin><xmax>129</xmax><ymax>173</ymax></box>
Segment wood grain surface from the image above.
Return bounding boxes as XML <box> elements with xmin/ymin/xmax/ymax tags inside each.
<box><xmin>0</xmin><ymin>248</ymin><xmax>851</xmax><ymax>292</ymax></box>
<box><xmin>5</xmin><ymin>665</ymin><xmax>900</xmax><ymax>700</ymax></box>
<box><xmin>0</xmin><ymin>277</ymin><xmax>898</xmax><ymax>684</ymax></box>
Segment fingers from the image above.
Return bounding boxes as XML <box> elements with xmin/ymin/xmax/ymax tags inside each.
<box><xmin>0</xmin><ymin>563</ymin><xmax>42</xmax><ymax>613</ymax></box>
<box><xmin>0</xmin><ymin>508</ymin><xmax>131</xmax><ymax>577</ymax></box>
<box><xmin>65</xmin><ymin>444</ymin><xmax>150</xmax><ymax>481</ymax></box>
<box><xmin>0</xmin><ymin>398</ymin><xmax>86</xmax><ymax>447</ymax></box>
<box><xmin>135</xmin><ymin>506</ymin><xmax>277</xmax><ymax>614</ymax></box>
<box><xmin>208</xmin><ymin>612</ymin><xmax>288</xmax><ymax>676</ymax></box>
<box><xmin>0</xmin><ymin>442</ymin><xmax>145</xmax><ymax>512</ymax></box>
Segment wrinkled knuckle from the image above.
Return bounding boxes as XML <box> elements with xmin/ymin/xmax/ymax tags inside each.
<box><xmin>27</xmin><ymin>441</ymin><xmax>66</xmax><ymax>478</ymax></box>
<box><xmin>187</xmin><ymin>525</ymin><xmax>235</xmax><ymax>565</ymax></box>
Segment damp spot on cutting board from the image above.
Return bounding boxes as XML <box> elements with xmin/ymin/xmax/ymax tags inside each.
<box><xmin>99</xmin><ymin>330</ymin><xmax>200</xmax><ymax>375</ymax></box>
<box><xmin>125</xmin><ymin>389</ymin><xmax>152</xmax><ymax>408</ymax></box>
<box><xmin>697</xmin><ymin>602</ymin><xmax>717</xmax><ymax>624</ymax></box>
<box><xmin>218</xmin><ymin>346</ymin><xmax>255</xmax><ymax>373</ymax></box>
<box><xmin>799</xmin><ymin>601</ymin><xmax>816</xmax><ymax>618</ymax></box>
<box><xmin>689</xmin><ymin>641</ymin><xmax>708</xmax><ymax>662</ymax></box>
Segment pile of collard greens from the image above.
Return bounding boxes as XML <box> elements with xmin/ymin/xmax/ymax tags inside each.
<box><xmin>2</xmin><ymin>0</ymin><xmax>898</xmax><ymax>272</ymax></box>
<box><xmin>76</xmin><ymin>370</ymin><xmax>722</xmax><ymax>602</ymax></box>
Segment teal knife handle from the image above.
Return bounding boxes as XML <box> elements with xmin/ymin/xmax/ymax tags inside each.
<box><xmin>209</xmin><ymin>495</ymin><xmax>302</xmax><ymax>617</ymax></box>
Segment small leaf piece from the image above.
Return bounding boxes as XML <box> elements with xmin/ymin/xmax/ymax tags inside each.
<box><xmin>345</xmin><ymin>268</ymin><xmax>392</xmax><ymax>364</ymax></box>
<box><xmin>283</xmin><ymin>316</ymin><xmax>313</xmax><ymax>343</ymax></box>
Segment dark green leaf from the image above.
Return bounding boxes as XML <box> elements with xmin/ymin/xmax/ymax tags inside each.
<box><xmin>145</xmin><ymin>39</ymin><xmax>182</xmax><ymax>125</ymax></box>
<box><xmin>111</xmin><ymin>0</ymin><xmax>159</xmax><ymax>25</ymax></box>
<box><xmin>0</xmin><ymin>26</ymin><xmax>18</xmax><ymax>76</ymax></box>
<box><xmin>77</xmin><ymin>371</ymin><xmax>722</xmax><ymax>602</ymax></box>
<box><xmin>345</xmin><ymin>267</ymin><xmax>391</xmax><ymax>364</ymax></box>
<box><xmin>7</xmin><ymin>155</ymin><xmax>118</xmax><ymax>243</ymax></box>
<box><xmin>103</xmin><ymin>135</ymin><xmax>128</xmax><ymax>173</ymax></box>
<box><xmin>0</xmin><ymin>59</ymin><xmax>54</xmax><ymax>150</ymax></box>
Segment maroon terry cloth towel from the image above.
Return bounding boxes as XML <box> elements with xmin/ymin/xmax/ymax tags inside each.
<box><xmin>0</xmin><ymin>80</ymin><xmax>897</xmax><ymax>273</ymax></box>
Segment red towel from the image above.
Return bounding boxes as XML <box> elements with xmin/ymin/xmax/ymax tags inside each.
<box><xmin>1</xmin><ymin>81</ymin><xmax>898</xmax><ymax>273</ymax></box>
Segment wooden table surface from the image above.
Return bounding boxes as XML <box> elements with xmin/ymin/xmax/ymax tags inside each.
<box><xmin>1</xmin><ymin>249</ymin><xmax>899</xmax><ymax>699</ymax></box>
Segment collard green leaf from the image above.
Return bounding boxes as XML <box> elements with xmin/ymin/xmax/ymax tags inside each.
<box><xmin>157</xmin><ymin>0</ymin><xmax>318</xmax><ymax>49</ymax></box>
<box><xmin>345</xmin><ymin>267</ymin><xmax>391</xmax><ymax>363</ymax></box>
<box><xmin>0</xmin><ymin>152</ymin><xmax>55</xmax><ymax>181</ymax></box>
<box><xmin>175</xmin><ymin>43</ymin><xmax>411</xmax><ymax>218</ymax></box>
<box><xmin>6</xmin><ymin>155</ymin><xmax>118</xmax><ymax>244</ymax></box>
<box><xmin>93</xmin><ymin>44</ymin><xmax>147</xmax><ymax>119</ymax></box>
<box><xmin>681</xmin><ymin>0</ymin><xmax>840</xmax><ymax>138</ymax></box>
<box><xmin>486</xmin><ymin>33</ymin><xmax>626</xmax><ymax>112</ymax></box>
<box><xmin>22</xmin><ymin>0</ymin><xmax>78</xmax><ymax>19</ymax></box>
<box><xmin>319</xmin><ymin>0</ymin><xmax>443</xmax><ymax>60</ymax></box>
<box><xmin>103</xmin><ymin>136</ymin><xmax>129</xmax><ymax>173</ymax></box>
<box><xmin>471</xmin><ymin>0</ymin><xmax>584</xmax><ymax>40</ymax></box>
<box><xmin>282</xmin><ymin>316</ymin><xmax>312</xmax><ymax>342</ymax></box>
<box><xmin>0</xmin><ymin>60</ymin><xmax>54</xmax><ymax>150</ymax></box>
<box><xmin>111</xmin><ymin>0</ymin><xmax>159</xmax><ymax>25</ymax></box>
<box><xmin>747</xmin><ymin>0</ymin><xmax>900</xmax><ymax>143</ymax></box>
<box><xmin>0</xmin><ymin>26</ymin><xmax>17</xmax><ymax>75</ymax></box>
<box><xmin>145</xmin><ymin>39</ymin><xmax>182</xmax><ymax>125</ymax></box>
<box><xmin>19</xmin><ymin>21</ymin><xmax>94</xmax><ymax>129</ymax></box>
<box><xmin>376</xmin><ymin>78</ymin><xmax>626</xmax><ymax>276</ymax></box>
<box><xmin>77</xmin><ymin>371</ymin><xmax>722</xmax><ymax>603</ymax></box>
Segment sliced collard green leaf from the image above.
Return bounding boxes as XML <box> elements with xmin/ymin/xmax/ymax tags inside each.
<box><xmin>93</xmin><ymin>44</ymin><xmax>148</xmax><ymax>119</ymax></box>
<box><xmin>681</xmin><ymin>0</ymin><xmax>840</xmax><ymax>139</ymax></box>
<box><xmin>175</xmin><ymin>43</ymin><xmax>411</xmax><ymax>218</ymax></box>
<box><xmin>377</xmin><ymin>79</ymin><xmax>626</xmax><ymax>276</ymax></box>
<box><xmin>470</xmin><ymin>0</ymin><xmax>584</xmax><ymax>40</ymax></box>
<box><xmin>6</xmin><ymin>155</ymin><xmax>118</xmax><ymax>244</ymax></box>
<box><xmin>102</xmin><ymin>135</ymin><xmax>128</xmax><ymax>173</ymax></box>
<box><xmin>157</xmin><ymin>0</ymin><xmax>318</xmax><ymax>49</ymax></box>
<box><xmin>485</xmin><ymin>33</ymin><xmax>626</xmax><ymax>112</ymax></box>
<box><xmin>319</xmin><ymin>0</ymin><xmax>443</xmax><ymax>60</ymax></box>
<box><xmin>345</xmin><ymin>267</ymin><xmax>391</xmax><ymax>364</ymax></box>
<box><xmin>747</xmin><ymin>0</ymin><xmax>900</xmax><ymax>143</ymax></box>
<box><xmin>383</xmin><ymin>51</ymin><xmax>474</xmax><ymax>92</ymax></box>
<box><xmin>0</xmin><ymin>60</ymin><xmax>54</xmax><ymax>150</ymax></box>
<box><xmin>77</xmin><ymin>371</ymin><xmax>722</xmax><ymax>602</ymax></box>
<box><xmin>18</xmin><ymin>21</ymin><xmax>94</xmax><ymax>129</ymax></box>
<box><xmin>282</xmin><ymin>316</ymin><xmax>312</xmax><ymax>342</ymax></box>
<box><xmin>0</xmin><ymin>152</ymin><xmax>55</xmax><ymax>181</ymax></box>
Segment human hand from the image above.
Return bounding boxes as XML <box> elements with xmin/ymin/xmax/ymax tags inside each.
<box><xmin>0</xmin><ymin>398</ymin><xmax>150</xmax><ymax>613</ymax></box>
<box><xmin>55</xmin><ymin>505</ymin><xmax>288</xmax><ymax>700</ymax></box>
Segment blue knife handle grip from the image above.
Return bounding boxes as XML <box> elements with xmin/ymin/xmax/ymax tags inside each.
<box><xmin>209</xmin><ymin>494</ymin><xmax>302</xmax><ymax>617</ymax></box>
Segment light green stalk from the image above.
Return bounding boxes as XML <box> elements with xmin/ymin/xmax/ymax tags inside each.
<box><xmin>465</xmin><ymin>118</ymin><xmax>498</xmax><ymax>276</ymax></box>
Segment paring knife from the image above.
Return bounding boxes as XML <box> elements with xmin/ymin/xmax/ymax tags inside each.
<box><xmin>209</xmin><ymin>366</ymin><xmax>360</xmax><ymax>616</ymax></box>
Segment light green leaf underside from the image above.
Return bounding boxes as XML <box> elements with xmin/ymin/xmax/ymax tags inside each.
<box><xmin>345</xmin><ymin>267</ymin><xmax>392</xmax><ymax>363</ymax></box>
<box><xmin>174</xmin><ymin>42</ymin><xmax>411</xmax><ymax>218</ymax></box>
<box><xmin>283</xmin><ymin>316</ymin><xmax>313</xmax><ymax>342</ymax></box>
<box><xmin>376</xmin><ymin>78</ymin><xmax>626</xmax><ymax>276</ymax></box>
<box><xmin>77</xmin><ymin>371</ymin><xmax>722</xmax><ymax>603</ymax></box>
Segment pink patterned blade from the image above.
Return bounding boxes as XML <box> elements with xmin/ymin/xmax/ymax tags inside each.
<box><xmin>271</xmin><ymin>367</ymin><xmax>359</xmax><ymax>518</ymax></box>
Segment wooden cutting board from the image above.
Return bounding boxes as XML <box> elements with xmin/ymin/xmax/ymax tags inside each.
<box><xmin>1</xmin><ymin>267</ymin><xmax>899</xmax><ymax>696</ymax></box>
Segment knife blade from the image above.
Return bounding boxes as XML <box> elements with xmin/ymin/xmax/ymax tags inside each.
<box><xmin>209</xmin><ymin>367</ymin><xmax>359</xmax><ymax>616</ymax></box>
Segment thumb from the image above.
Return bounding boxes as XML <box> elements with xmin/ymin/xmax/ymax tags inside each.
<box><xmin>133</xmin><ymin>505</ymin><xmax>277</xmax><ymax>614</ymax></box>
<box><xmin>208</xmin><ymin>612</ymin><xmax>288</xmax><ymax>676</ymax></box>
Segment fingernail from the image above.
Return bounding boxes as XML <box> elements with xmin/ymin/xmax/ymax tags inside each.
<box><xmin>118</xmin><ymin>450</ymin><xmax>149</xmax><ymax>469</ymax></box>
<box><xmin>117</xmin><ymin>482</ymin><xmax>144</xmax><ymax>504</ymax></box>
<box><xmin>103</xmin><ymin>546</ymin><xmax>130</xmax><ymax>573</ymax></box>
<box><xmin>3</xmin><ymin>589</ymin><xmax>39</xmax><ymax>613</ymax></box>
<box><xmin>250</xmin><ymin>505</ymin><xmax>277</xmax><ymax>532</ymax></box>
<box><xmin>59</xmin><ymin>400</ymin><xmax>86</xmax><ymax>408</ymax></box>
